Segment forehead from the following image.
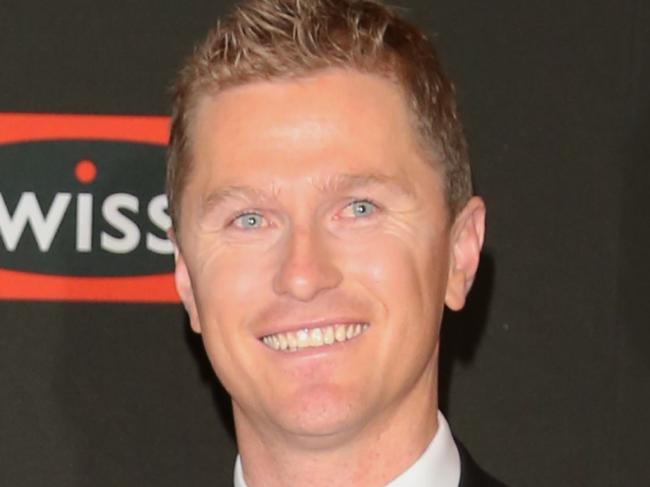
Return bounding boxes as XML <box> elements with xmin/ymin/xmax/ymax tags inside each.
<box><xmin>189</xmin><ymin>68</ymin><xmax>438</xmax><ymax>194</ymax></box>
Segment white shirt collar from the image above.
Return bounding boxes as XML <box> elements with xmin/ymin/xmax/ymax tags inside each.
<box><xmin>385</xmin><ymin>411</ymin><xmax>460</xmax><ymax>487</ymax></box>
<box><xmin>234</xmin><ymin>411</ymin><xmax>460</xmax><ymax>487</ymax></box>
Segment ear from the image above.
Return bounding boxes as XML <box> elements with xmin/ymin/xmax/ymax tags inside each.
<box><xmin>445</xmin><ymin>196</ymin><xmax>486</xmax><ymax>311</ymax></box>
<box><xmin>169</xmin><ymin>229</ymin><xmax>202</xmax><ymax>334</ymax></box>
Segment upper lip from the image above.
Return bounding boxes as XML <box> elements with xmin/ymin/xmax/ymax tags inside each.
<box><xmin>255</xmin><ymin>317</ymin><xmax>369</xmax><ymax>338</ymax></box>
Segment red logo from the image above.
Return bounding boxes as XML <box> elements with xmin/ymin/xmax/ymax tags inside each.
<box><xmin>0</xmin><ymin>113</ymin><xmax>179</xmax><ymax>303</ymax></box>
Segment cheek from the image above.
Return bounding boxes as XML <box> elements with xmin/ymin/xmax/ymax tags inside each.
<box><xmin>187</xmin><ymin>247</ymin><xmax>277</xmax><ymax>393</ymax></box>
<box><xmin>191</xmin><ymin>246</ymin><xmax>275</xmax><ymax>334</ymax></box>
<box><xmin>341</xmin><ymin>233</ymin><xmax>449</xmax><ymax>320</ymax></box>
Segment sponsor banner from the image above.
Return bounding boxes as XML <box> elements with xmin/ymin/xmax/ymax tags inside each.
<box><xmin>0</xmin><ymin>113</ymin><xmax>179</xmax><ymax>303</ymax></box>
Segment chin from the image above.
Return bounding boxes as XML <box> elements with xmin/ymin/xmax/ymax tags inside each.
<box><xmin>269</xmin><ymin>384</ymin><xmax>370</xmax><ymax>442</ymax></box>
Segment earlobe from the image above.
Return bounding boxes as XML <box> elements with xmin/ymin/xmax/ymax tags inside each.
<box><xmin>169</xmin><ymin>230</ymin><xmax>202</xmax><ymax>334</ymax></box>
<box><xmin>444</xmin><ymin>197</ymin><xmax>486</xmax><ymax>311</ymax></box>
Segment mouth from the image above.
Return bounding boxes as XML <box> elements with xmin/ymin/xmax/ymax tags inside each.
<box><xmin>260</xmin><ymin>323</ymin><xmax>370</xmax><ymax>352</ymax></box>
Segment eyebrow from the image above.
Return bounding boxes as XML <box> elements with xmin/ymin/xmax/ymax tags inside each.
<box><xmin>200</xmin><ymin>171</ymin><xmax>415</xmax><ymax>216</ymax></box>
<box><xmin>317</xmin><ymin>172</ymin><xmax>416</xmax><ymax>198</ymax></box>
<box><xmin>200</xmin><ymin>185</ymin><xmax>274</xmax><ymax>217</ymax></box>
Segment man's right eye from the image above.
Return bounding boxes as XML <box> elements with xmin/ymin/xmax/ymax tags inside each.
<box><xmin>232</xmin><ymin>212</ymin><xmax>266</xmax><ymax>229</ymax></box>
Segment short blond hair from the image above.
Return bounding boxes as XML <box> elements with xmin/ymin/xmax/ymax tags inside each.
<box><xmin>167</xmin><ymin>0</ymin><xmax>472</xmax><ymax>229</ymax></box>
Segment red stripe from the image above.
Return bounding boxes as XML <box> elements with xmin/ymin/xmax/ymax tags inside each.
<box><xmin>0</xmin><ymin>113</ymin><xmax>169</xmax><ymax>145</ymax></box>
<box><xmin>0</xmin><ymin>268</ymin><xmax>179</xmax><ymax>303</ymax></box>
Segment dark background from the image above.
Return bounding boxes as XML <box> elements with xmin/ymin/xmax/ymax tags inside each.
<box><xmin>1</xmin><ymin>1</ymin><xmax>648</xmax><ymax>485</ymax></box>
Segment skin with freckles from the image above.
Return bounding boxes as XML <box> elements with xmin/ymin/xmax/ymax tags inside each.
<box><xmin>173</xmin><ymin>68</ymin><xmax>485</xmax><ymax>487</ymax></box>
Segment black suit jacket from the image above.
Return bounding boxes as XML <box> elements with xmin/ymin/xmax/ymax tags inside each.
<box><xmin>457</xmin><ymin>440</ymin><xmax>508</xmax><ymax>487</ymax></box>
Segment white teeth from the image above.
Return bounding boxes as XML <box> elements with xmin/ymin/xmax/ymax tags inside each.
<box><xmin>310</xmin><ymin>328</ymin><xmax>323</xmax><ymax>346</ymax></box>
<box><xmin>287</xmin><ymin>332</ymin><xmax>297</xmax><ymax>350</ymax></box>
<box><xmin>323</xmin><ymin>326</ymin><xmax>334</xmax><ymax>345</ymax></box>
<box><xmin>335</xmin><ymin>324</ymin><xmax>347</xmax><ymax>342</ymax></box>
<box><xmin>262</xmin><ymin>323</ymin><xmax>369</xmax><ymax>352</ymax></box>
<box><xmin>297</xmin><ymin>329</ymin><xmax>310</xmax><ymax>349</ymax></box>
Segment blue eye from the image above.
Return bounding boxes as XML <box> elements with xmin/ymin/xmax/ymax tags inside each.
<box><xmin>234</xmin><ymin>212</ymin><xmax>265</xmax><ymax>229</ymax></box>
<box><xmin>347</xmin><ymin>200</ymin><xmax>376</xmax><ymax>218</ymax></box>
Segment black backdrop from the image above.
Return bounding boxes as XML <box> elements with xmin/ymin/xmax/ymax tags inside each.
<box><xmin>1</xmin><ymin>1</ymin><xmax>649</xmax><ymax>486</ymax></box>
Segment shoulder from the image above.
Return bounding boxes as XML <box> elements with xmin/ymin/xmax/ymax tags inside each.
<box><xmin>456</xmin><ymin>439</ymin><xmax>509</xmax><ymax>487</ymax></box>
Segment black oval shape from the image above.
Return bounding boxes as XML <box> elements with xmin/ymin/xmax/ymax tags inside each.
<box><xmin>0</xmin><ymin>140</ymin><xmax>173</xmax><ymax>276</ymax></box>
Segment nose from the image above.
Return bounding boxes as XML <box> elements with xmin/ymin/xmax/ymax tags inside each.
<box><xmin>272</xmin><ymin>223</ymin><xmax>343</xmax><ymax>301</ymax></box>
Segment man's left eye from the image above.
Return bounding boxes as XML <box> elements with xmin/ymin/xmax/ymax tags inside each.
<box><xmin>343</xmin><ymin>200</ymin><xmax>377</xmax><ymax>218</ymax></box>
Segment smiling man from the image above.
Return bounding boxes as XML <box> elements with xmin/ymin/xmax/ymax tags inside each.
<box><xmin>167</xmin><ymin>1</ymin><xmax>506</xmax><ymax>486</ymax></box>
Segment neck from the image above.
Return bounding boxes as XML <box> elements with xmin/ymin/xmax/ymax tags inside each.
<box><xmin>234</xmin><ymin>361</ymin><xmax>439</xmax><ymax>487</ymax></box>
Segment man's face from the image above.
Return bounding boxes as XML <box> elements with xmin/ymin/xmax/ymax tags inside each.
<box><xmin>174</xmin><ymin>68</ymin><xmax>482</xmax><ymax>443</ymax></box>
